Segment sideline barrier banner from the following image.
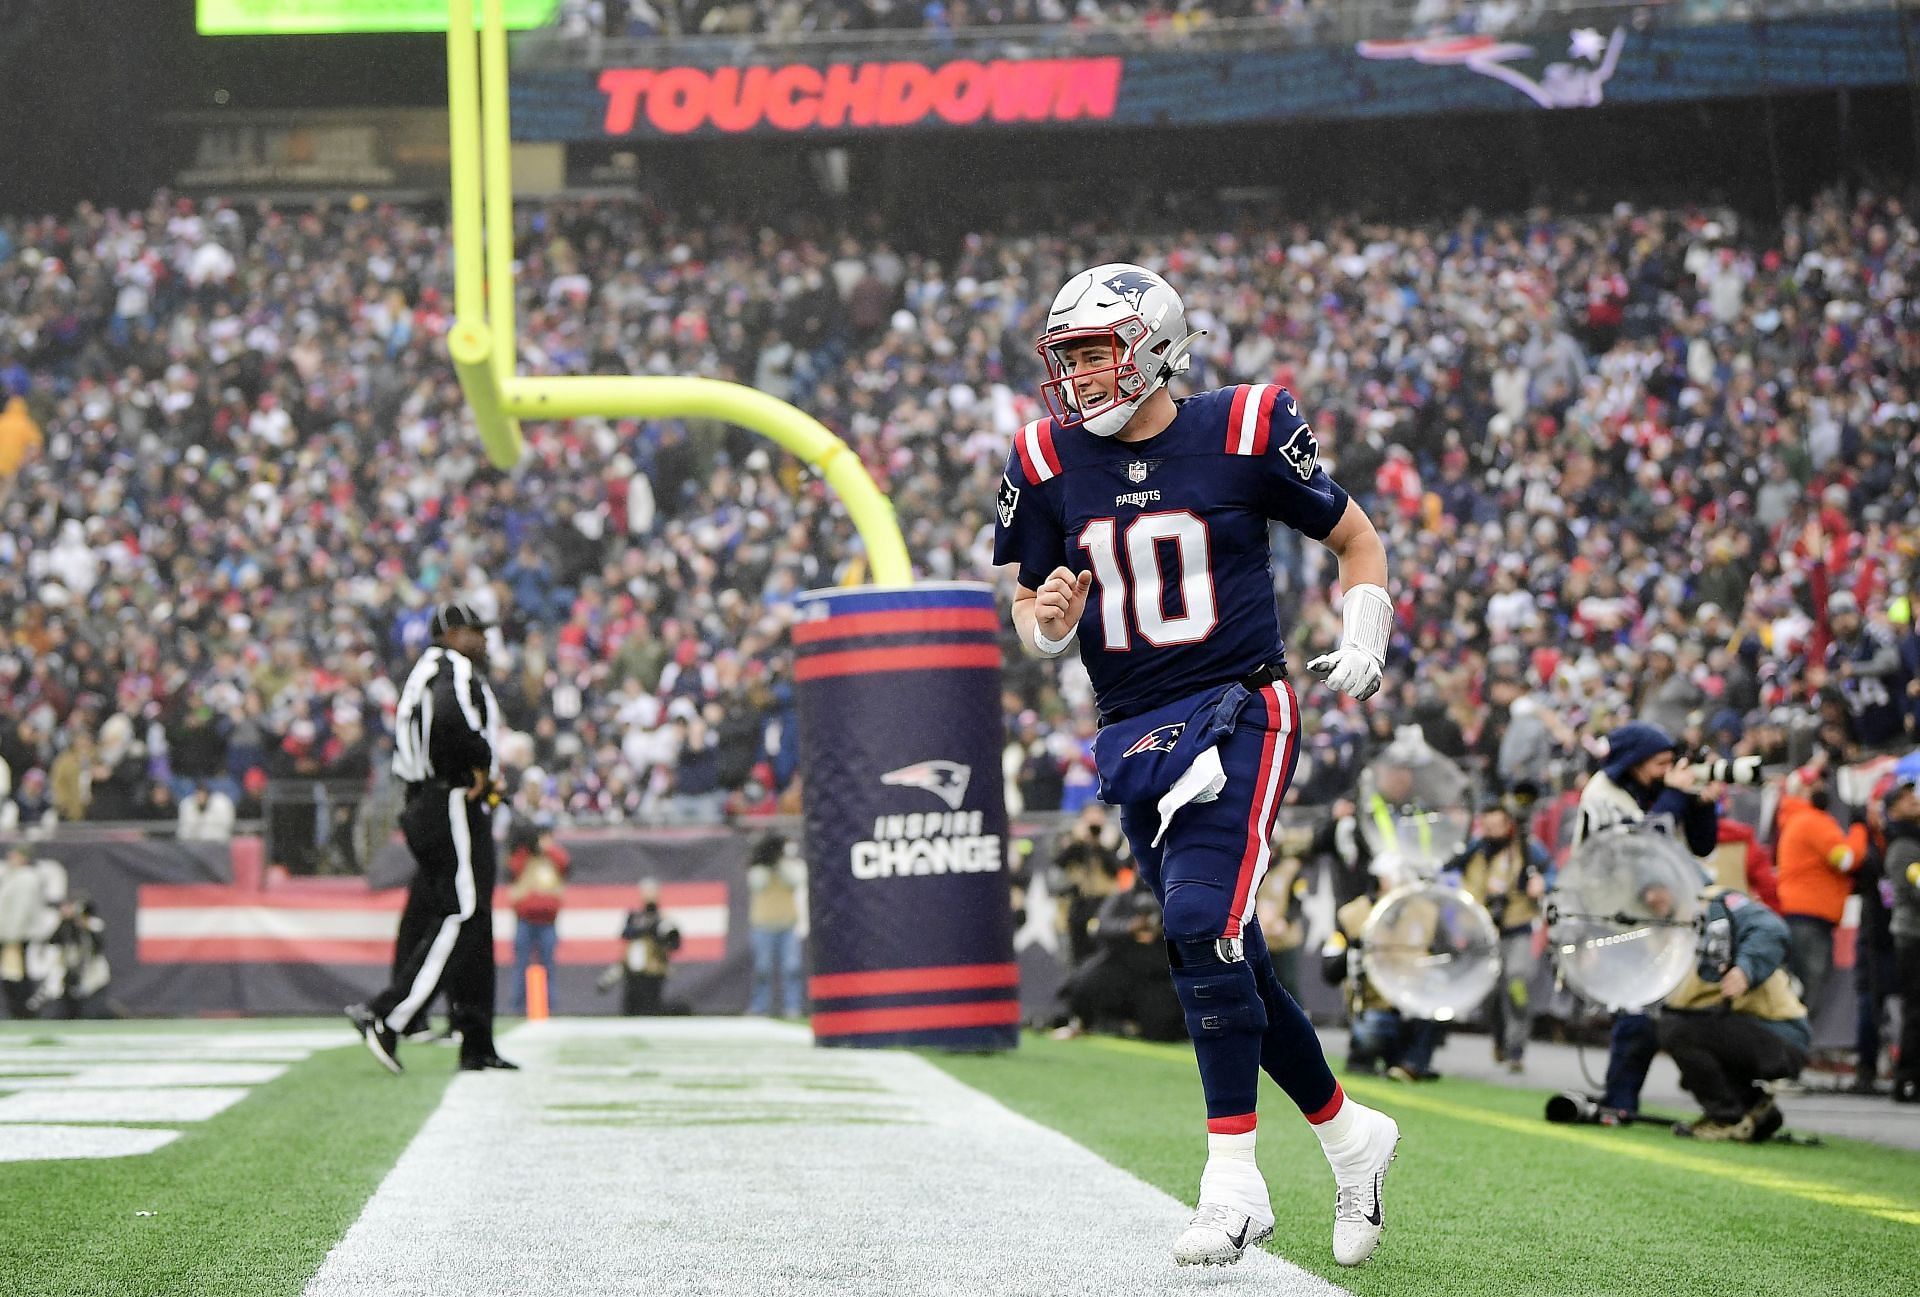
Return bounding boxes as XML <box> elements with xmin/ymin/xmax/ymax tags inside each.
<box><xmin>513</xmin><ymin>14</ymin><xmax>1911</xmax><ymax>140</ymax></box>
<box><xmin>793</xmin><ymin>583</ymin><xmax>1019</xmax><ymax>1050</ymax></box>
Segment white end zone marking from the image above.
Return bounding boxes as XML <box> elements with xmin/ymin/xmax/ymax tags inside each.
<box><xmin>305</xmin><ymin>1019</ymin><xmax>1353</xmax><ymax>1297</ymax></box>
<box><xmin>0</xmin><ymin>1125</ymin><xmax>181</xmax><ymax>1162</ymax></box>
<box><xmin>0</xmin><ymin>1064</ymin><xmax>287</xmax><ymax>1088</ymax></box>
<box><xmin>0</xmin><ymin>1087</ymin><xmax>253</xmax><ymax>1123</ymax></box>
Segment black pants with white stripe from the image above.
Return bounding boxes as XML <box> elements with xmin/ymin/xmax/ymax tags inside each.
<box><xmin>371</xmin><ymin>786</ymin><xmax>498</xmax><ymax>1057</ymax></box>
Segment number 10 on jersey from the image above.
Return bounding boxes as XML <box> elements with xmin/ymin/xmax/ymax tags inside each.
<box><xmin>1077</xmin><ymin>511</ymin><xmax>1219</xmax><ymax>650</ymax></box>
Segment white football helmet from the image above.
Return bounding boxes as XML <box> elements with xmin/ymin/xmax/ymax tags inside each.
<box><xmin>1035</xmin><ymin>262</ymin><xmax>1204</xmax><ymax>437</ymax></box>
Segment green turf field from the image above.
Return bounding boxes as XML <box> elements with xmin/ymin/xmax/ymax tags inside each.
<box><xmin>0</xmin><ymin>1021</ymin><xmax>456</xmax><ymax>1297</ymax></box>
<box><xmin>934</xmin><ymin>1034</ymin><xmax>1920</xmax><ymax>1297</ymax></box>
<box><xmin>2</xmin><ymin>1020</ymin><xmax>1914</xmax><ymax>1297</ymax></box>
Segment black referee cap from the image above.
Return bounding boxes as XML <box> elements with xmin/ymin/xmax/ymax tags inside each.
<box><xmin>431</xmin><ymin>599</ymin><xmax>492</xmax><ymax>637</ymax></box>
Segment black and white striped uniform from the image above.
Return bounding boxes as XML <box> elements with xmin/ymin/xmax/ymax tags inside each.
<box><xmin>370</xmin><ymin>646</ymin><xmax>502</xmax><ymax>1055</ymax></box>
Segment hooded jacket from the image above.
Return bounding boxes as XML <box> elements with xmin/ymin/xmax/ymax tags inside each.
<box><xmin>1571</xmin><ymin>723</ymin><xmax>1719</xmax><ymax>857</ymax></box>
<box><xmin>1886</xmin><ymin>816</ymin><xmax>1920</xmax><ymax>943</ymax></box>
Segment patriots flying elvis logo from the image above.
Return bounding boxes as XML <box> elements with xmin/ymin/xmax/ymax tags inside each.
<box><xmin>1123</xmin><ymin>723</ymin><xmax>1184</xmax><ymax>758</ymax></box>
<box><xmin>1102</xmin><ymin>270</ymin><xmax>1158</xmax><ymax>312</ymax></box>
<box><xmin>881</xmin><ymin>760</ymin><xmax>972</xmax><ymax>811</ymax></box>
<box><xmin>1278</xmin><ymin>423</ymin><xmax>1319</xmax><ymax>482</ymax></box>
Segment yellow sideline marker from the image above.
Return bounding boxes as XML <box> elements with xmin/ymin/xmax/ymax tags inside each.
<box><xmin>444</xmin><ymin>0</ymin><xmax>911</xmax><ymax>585</ymax></box>
<box><xmin>1082</xmin><ymin>1035</ymin><xmax>1920</xmax><ymax>1228</ymax></box>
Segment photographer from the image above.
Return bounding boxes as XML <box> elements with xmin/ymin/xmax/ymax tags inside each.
<box><xmin>1321</xmin><ymin>873</ymin><xmax>1442</xmax><ymax>1082</ymax></box>
<box><xmin>1049</xmin><ymin>886</ymin><xmax>1183</xmax><ymax>1042</ymax></box>
<box><xmin>1655</xmin><ymin>881</ymin><xmax>1809</xmax><ymax>1142</ymax></box>
<box><xmin>1571</xmin><ymin>722</ymin><xmax>1723</xmax><ymax>1121</ymax></box>
<box><xmin>1448</xmin><ymin>795</ymin><xmax>1553</xmax><ymax>1073</ymax></box>
<box><xmin>1885</xmin><ymin>777</ymin><xmax>1920</xmax><ymax>1104</ymax></box>
<box><xmin>599</xmin><ymin>879</ymin><xmax>684</xmax><ymax>1016</ymax></box>
<box><xmin>1048</xmin><ymin>802</ymin><xmax>1126</xmax><ymax>967</ymax></box>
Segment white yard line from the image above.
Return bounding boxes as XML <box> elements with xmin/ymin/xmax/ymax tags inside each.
<box><xmin>304</xmin><ymin>1019</ymin><xmax>1352</xmax><ymax>1297</ymax></box>
<box><xmin>0</xmin><ymin>1063</ymin><xmax>287</xmax><ymax>1088</ymax></box>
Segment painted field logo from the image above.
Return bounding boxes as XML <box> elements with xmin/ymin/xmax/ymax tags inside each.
<box><xmin>881</xmin><ymin>760</ymin><xmax>971</xmax><ymax>811</ymax></box>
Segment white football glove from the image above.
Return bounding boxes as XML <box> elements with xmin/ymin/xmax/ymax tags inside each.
<box><xmin>1307</xmin><ymin>584</ymin><xmax>1393</xmax><ymax>703</ymax></box>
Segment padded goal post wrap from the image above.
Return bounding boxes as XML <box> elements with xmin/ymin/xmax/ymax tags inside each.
<box><xmin>794</xmin><ymin>583</ymin><xmax>1019</xmax><ymax>1050</ymax></box>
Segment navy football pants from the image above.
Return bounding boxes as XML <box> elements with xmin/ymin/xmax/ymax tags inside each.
<box><xmin>1119</xmin><ymin>682</ymin><xmax>1340</xmax><ymax>1130</ymax></box>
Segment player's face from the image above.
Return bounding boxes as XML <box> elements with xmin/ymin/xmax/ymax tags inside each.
<box><xmin>1060</xmin><ymin>340</ymin><xmax>1117</xmax><ymax>410</ymax></box>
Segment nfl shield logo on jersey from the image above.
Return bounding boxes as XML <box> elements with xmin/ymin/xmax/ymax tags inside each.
<box><xmin>1126</xmin><ymin>460</ymin><xmax>1149</xmax><ymax>484</ymax></box>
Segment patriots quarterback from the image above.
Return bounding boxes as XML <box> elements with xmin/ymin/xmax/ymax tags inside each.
<box><xmin>995</xmin><ymin>264</ymin><xmax>1401</xmax><ymax>1268</ymax></box>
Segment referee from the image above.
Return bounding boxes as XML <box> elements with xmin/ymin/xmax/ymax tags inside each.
<box><xmin>347</xmin><ymin>600</ymin><xmax>517</xmax><ymax>1074</ymax></box>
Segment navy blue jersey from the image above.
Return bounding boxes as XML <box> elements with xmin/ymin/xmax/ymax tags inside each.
<box><xmin>993</xmin><ymin>384</ymin><xmax>1349</xmax><ymax>722</ymax></box>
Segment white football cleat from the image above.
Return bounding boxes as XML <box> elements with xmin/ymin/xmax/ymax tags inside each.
<box><xmin>1172</xmin><ymin>1157</ymin><xmax>1274</xmax><ymax>1267</ymax></box>
<box><xmin>1328</xmin><ymin>1107</ymin><xmax>1400</xmax><ymax>1266</ymax></box>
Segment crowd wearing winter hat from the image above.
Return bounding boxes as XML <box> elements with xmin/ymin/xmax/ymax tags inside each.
<box><xmin>2</xmin><ymin>183</ymin><xmax>1918</xmax><ymax>843</ymax></box>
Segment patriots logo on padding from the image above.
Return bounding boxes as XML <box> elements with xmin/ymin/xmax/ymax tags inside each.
<box><xmin>1278</xmin><ymin>423</ymin><xmax>1319</xmax><ymax>482</ymax></box>
<box><xmin>1123</xmin><ymin>723</ymin><xmax>1184</xmax><ymax>758</ymax></box>
<box><xmin>1102</xmin><ymin>270</ymin><xmax>1158</xmax><ymax>312</ymax></box>
<box><xmin>882</xmin><ymin>760</ymin><xmax>972</xmax><ymax>810</ymax></box>
<box><xmin>997</xmin><ymin>475</ymin><xmax>1019</xmax><ymax>528</ymax></box>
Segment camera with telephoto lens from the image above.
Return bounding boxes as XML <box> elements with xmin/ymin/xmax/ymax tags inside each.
<box><xmin>1686</xmin><ymin>749</ymin><xmax>1765</xmax><ymax>786</ymax></box>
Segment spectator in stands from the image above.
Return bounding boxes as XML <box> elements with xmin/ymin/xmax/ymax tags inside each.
<box><xmin>746</xmin><ymin>832</ymin><xmax>807</xmax><ymax>1018</ymax></box>
<box><xmin>177</xmin><ymin>782</ymin><xmax>237</xmax><ymax>842</ymax></box>
<box><xmin>1774</xmin><ymin>763</ymin><xmax>1867</xmax><ymax>1016</ymax></box>
<box><xmin>507</xmin><ymin>822</ymin><xmax>570</xmax><ymax>1012</ymax></box>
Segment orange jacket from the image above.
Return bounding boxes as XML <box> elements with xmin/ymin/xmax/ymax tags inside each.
<box><xmin>1773</xmin><ymin>796</ymin><xmax>1866</xmax><ymax>924</ymax></box>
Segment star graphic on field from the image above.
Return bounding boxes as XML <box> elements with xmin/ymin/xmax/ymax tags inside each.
<box><xmin>1569</xmin><ymin>27</ymin><xmax>1608</xmax><ymax>62</ymax></box>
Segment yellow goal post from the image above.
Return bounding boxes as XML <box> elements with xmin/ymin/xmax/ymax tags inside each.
<box><xmin>443</xmin><ymin>0</ymin><xmax>912</xmax><ymax>586</ymax></box>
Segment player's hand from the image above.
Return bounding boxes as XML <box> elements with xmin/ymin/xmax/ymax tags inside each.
<box><xmin>1719</xmin><ymin>966</ymin><xmax>1750</xmax><ymax>999</ymax></box>
<box><xmin>1307</xmin><ymin>645</ymin><xmax>1383</xmax><ymax>701</ymax></box>
<box><xmin>1034</xmin><ymin>566</ymin><xmax>1092</xmax><ymax>639</ymax></box>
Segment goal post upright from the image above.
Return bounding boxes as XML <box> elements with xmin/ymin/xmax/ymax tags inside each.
<box><xmin>443</xmin><ymin>0</ymin><xmax>912</xmax><ymax>585</ymax></box>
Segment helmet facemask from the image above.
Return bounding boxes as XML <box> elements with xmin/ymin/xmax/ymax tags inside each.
<box><xmin>1038</xmin><ymin>316</ymin><xmax>1161</xmax><ymax>438</ymax></box>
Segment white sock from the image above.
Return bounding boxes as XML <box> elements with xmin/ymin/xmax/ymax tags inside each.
<box><xmin>1207</xmin><ymin>1130</ymin><xmax>1258</xmax><ymax>1163</ymax></box>
<box><xmin>1311</xmin><ymin>1098</ymin><xmax>1364</xmax><ymax>1153</ymax></box>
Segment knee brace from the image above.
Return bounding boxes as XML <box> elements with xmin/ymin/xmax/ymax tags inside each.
<box><xmin>1168</xmin><ymin>937</ymin><xmax>1268</xmax><ymax>1040</ymax></box>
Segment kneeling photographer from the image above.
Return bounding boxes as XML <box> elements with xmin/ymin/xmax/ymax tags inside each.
<box><xmin>1654</xmin><ymin>879</ymin><xmax>1809</xmax><ymax>1142</ymax></box>
<box><xmin>1571</xmin><ymin>722</ymin><xmax>1748</xmax><ymax>1120</ymax></box>
<box><xmin>1049</xmin><ymin>886</ymin><xmax>1183</xmax><ymax>1042</ymax></box>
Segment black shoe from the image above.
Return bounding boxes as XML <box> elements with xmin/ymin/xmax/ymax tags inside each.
<box><xmin>345</xmin><ymin>1003</ymin><xmax>403</xmax><ymax>1075</ymax></box>
<box><xmin>1844</xmin><ymin>1074</ymin><xmax>1881</xmax><ymax>1096</ymax></box>
<box><xmin>1746</xmin><ymin>1096</ymin><xmax>1784</xmax><ymax>1143</ymax></box>
<box><xmin>459</xmin><ymin>1053</ymin><xmax>520</xmax><ymax>1072</ymax></box>
<box><xmin>1893</xmin><ymin>1079</ymin><xmax>1920</xmax><ymax>1104</ymax></box>
<box><xmin>400</xmin><ymin>1020</ymin><xmax>434</xmax><ymax>1043</ymax></box>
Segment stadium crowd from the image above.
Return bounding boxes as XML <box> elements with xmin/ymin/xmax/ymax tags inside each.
<box><xmin>547</xmin><ymin>0</ymin><xmax>1856</xmax><ymax>44</ymax></box>
<box><xmin>1</xmin><ymin>182</ymin><xmax>1917</xmax><ymax>843</ymax></box>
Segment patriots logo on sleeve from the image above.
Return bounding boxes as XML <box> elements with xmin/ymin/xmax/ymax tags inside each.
<box><xmin>997</xmin><ymin>475</ymin><xmax>1020</xmax><ymax>528</ymax></box>
<box><xmin>1277</xmin><ymin>423</ymin><xmax>1319</xmax><ymax>482</ymax></box>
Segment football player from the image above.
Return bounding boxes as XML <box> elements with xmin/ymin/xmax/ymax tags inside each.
<box><xmin>995</xmin><ymin>264</ymin><xmax>1400</xmax><ymax>1268</ymax></box>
